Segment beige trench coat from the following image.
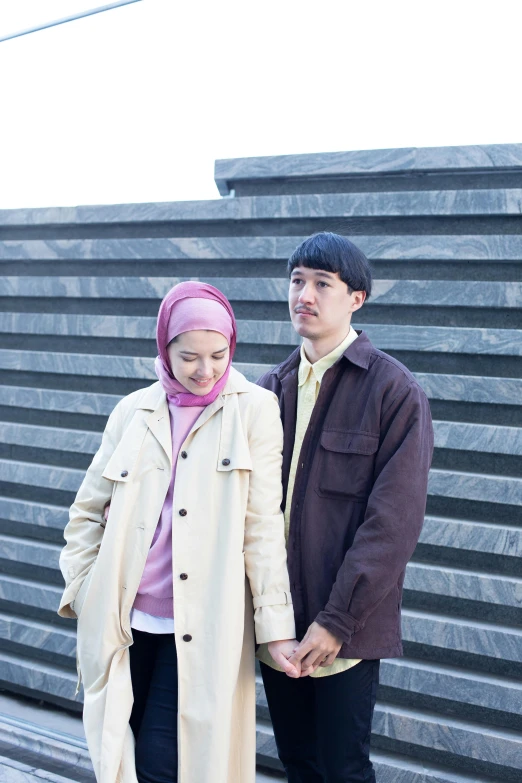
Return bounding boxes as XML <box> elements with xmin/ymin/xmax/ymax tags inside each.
<box><xmin>58</xmin><ymin>368</ymin><xmax>295</xmax><ymax>783</ymax></box>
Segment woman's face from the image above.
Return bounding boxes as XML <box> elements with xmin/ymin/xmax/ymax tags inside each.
<box><xmin>167</xmin><ymin>330</ymin><xmax>230</xmax><ymax>395</ymax></box>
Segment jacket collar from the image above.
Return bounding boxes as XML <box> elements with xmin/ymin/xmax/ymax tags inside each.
<box><xmin>276</xmin><ymin>330</ymin><xmax>373</xmax><ymax>381</ymax></box>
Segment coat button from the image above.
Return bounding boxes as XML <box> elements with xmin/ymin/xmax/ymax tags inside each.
<box><xmin>180</xmin><ymin>573</ymin><xmax>188</xmax><ymax>580</ymax></box>
<box><xmin>222</xmin><ymin>458</ymin><xmax>230</xmax><ymax>466</ymax></box>
<box><xmin>180</xmin><ymin>451</ymin><xmax>188</xmax><ymax>459</ymax></box>
<box><xmin>179</xmin><ymin>509</ymin><xmax>187</xmax><ymax>517</ymax></box>
<box><xmin>183</xmin><ymin>634</ymin><xmax>192</xmax><ymax>642</ymax></box>
<box><xmin>120</xmin><ymin>470</ymin><xmax>128</xmax><ymax>477</ymax></box>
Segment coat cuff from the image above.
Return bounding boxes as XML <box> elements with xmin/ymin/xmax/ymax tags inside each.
<box><xmin>315</xmin><ymin>606</ymin><xmax>361</xmax><ymax>645</ymax></box>
<box><xmin>252</xmin><ymin>591</ymin><xmax>291</xmax><ymax>609</ymax></box>
<box><xmin>254</xmin><ymin>603</ymin><xmax>296</xmax><ymax>645</ymax></box>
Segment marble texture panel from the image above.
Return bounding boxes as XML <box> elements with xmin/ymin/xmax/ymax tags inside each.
<box><xmin>0</xmin><ymin>534</ymin><xmax>61</xmax><ymax>571</ymax></box>
<box><xmin>428</xmin><ymin>468</ymin><xmax>522</xmax><ymax>506</ymax></box>
<box><xmin>0</xmin><ymin>385</ymin><xmax>120</xmax><ymax>417</ymax></box>
<box><xmin>214</xmin><ymin>143</ymin><xmax>522</xmax><ymax>194</ymax></box>
<box><xmin>0</xmin><ymin>497</ymin><xmax>68</xmax><ymax>532</ymax></box>
<box><xmin>414</xmin><ymin>373</ymin><xmax>522</xmax><ymax>405</ymax></box>
<box><xmin>380</xmin><ymin>657</ymin><xmax>522</xmax><ymax>716</ymax></box>
<box><xmin>0</xmin><ymin>458</ymin><xmax>83</xmax><ymax>494</ymax></box>
<box><xmin>1</xmin><ymin>187</ymin><xmax>522</xmax><ymax>227</ymax></box>
<box><xmin>2</xmin><ymin>235</ymin><xmax>522</xmax><ymax>261</ymax></box>
<box><xmin>405</xmin><ymin>562</ymin><xmax>522</xmax><ymax>609</ymax></box>
<box><xmin>0</xmin><ymin>756</ymin><xmax>79</xmax><ymax>783</ymax></box>
<box><xmin>372</xmin><ymin>702</ymin><xmax>522</xmax><ymax>770</ymax></box>
<box><xmin>0</xmin><ymin>713</ymin><xmax>89</xmax><ymax>768</ymax></box>
<box><xmin>360</xmin><ymin>323</ymin><xmax>522</xmax><ymax>356</ymax></box>
<box><xmin>0</xmin><ymin>349</ymin><xmax>156</xmax><ymax>381</ymax></box>
<box><xmin>420</xmin><ymin>517</ymin><xmax>522</xmax><ymax>558</ymax></box>
<box><xmin>0</xmin><ymin>422</ymin><xmax>101</xmax><ymax>455</ymax></box>
<box><xmin>401</xmin><ymin>608</ymin><xmax>522</xmax><ymax>663</ymax></box>
<box><xmin>433</xmin><ymin>421</ymin><xmax>522</xmax><ymax>456</ymax></box>
<box><xmin>3</xmin><ymin>276</ymin><xmax>521</xmax><ymax>309</ymax></box>
<box><xmin>0</xmin><ymin>614</ymin><xmax>76</xmax><ymax>659</ymax></box>
<box><xmin>0</xmin><ymin>574</ymin><xmax>61</xmax><ymax>613</ymax></box>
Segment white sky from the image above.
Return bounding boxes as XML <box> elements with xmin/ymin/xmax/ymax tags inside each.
<box><xmin>0</xmin><ymin>0</ymin><xmax>520</xmax><ymax>209</ymax></box>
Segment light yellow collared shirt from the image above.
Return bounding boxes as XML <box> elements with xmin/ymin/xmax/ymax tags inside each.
<box><xmin>257</xmin><ymin>327</ymin><xmax>362</xmax><ymax>677</ymax></box>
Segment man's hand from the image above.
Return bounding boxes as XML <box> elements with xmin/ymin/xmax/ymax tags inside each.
<box><xmin>267</xmin><ymin>639</ymin><xmax>301</xmax><ymax>678</ymax></box>
<box><xmin>288</xmin><ymin>622</ymin><xmax>342</xmax><ymax>675</ymax></box>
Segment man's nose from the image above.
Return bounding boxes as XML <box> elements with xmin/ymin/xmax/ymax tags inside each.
<box><xmin>299</xmin><ymin>283</ymin><xmax>315</xmax><ymax>304</ymax></box>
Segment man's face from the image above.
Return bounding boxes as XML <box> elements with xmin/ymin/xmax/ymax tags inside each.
<box><xmin>289</xmin><ymin>266</ymin><xmax>366</xmax><ymax>341</ymax></box>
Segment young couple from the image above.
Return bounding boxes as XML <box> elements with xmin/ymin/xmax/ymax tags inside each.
<box><xmin>58</xmin><ymin>232</ymin><xmax>433</xmax><ymax>783</ymax></box>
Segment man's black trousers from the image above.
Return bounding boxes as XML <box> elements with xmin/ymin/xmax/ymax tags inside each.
<box><xmin>260</xmin><ymin>659</ymin><xmax>380</xmax><ymax>783</ymax></box>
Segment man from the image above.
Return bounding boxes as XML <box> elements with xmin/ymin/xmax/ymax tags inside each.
<box><xmin>256</xmin><ymin>232</ymin><xmax>433</xmax><ymax>782</ymax></box>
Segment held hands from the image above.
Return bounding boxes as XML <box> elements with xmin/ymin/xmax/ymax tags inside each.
<box><xmin>267</xmin><ymin>639</ymin><xmax>301</xmax><ymax>678</ymax></box>
<box><xmin>288</xmin><ymin>622</ymin><xmax>343</xmax><ymax>676</ymax></box>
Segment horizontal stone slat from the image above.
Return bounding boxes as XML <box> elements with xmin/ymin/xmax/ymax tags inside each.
<box><xmin>0</xmin><ymin>497</ymin><xmax>68</xmax><ymax>532</ymax></box>
<box><xmin>0</xmin><ymin>613</ymin><xmax>76</xmax><ymax>658</ymax></box>
<box><xmin>0</xmin><ymin>422</ymin><xmax>101</xmax><ymax>455</ymax></box>
<box><xmin>401</xmin><ymin>608</ymin><xmax>522</xmax><ymax>663</ymax></box>
<box><xmin>420</xmin><ymin>517</ymin><xmax>522</xmax><ymax>558</ymax></box>
<box><xmin>1</xmin><ymin>188</ymin><xmax>522</xmax><ymax>227</ymax></box>
<box><xmin>0</xmin><ymin>575</ymin><xmax>61</xmax><ymax>613</ymax></box>
<box><xmin>405</xmin><ymin>562</ymin><xmax>522</xmax><ymax>609</ymax></box>
<box><xmin>428</xmin><ymin>468</ymin><xmax>522</xmax><ymax>506</ymax></box>
<box><xmin>2</xmin><ymin>235</ymin><xmax>522</xmax><ymax>261</ymax></box>
<box><xmin>432</xmin><ymin>421</ymin><xmax>522</xmax><ymax>456</ymax></box>
<box><xmin>380</xmin><ymin>657</ymin><xmax>522</xmax><ymax>716</ymax></box>
<box><xmin>0</xmin><ymin>535</ymin><xmax>61</xmax><ymax>571</ymax></box>
<box><xmin>214</xmin><ymin>144</ymin><xmax>522</xmax><ymax>193</ymax></box>
<box><xmin>2</xmin><ymin>277</ymin><xmax>521</xmax><ymax>308</ymax></box>
<box><xmin>0</xmin><ymin>459</ymin><xmax>83</xmax><ymax>494</ymax></box>
<box><xmin>0</xmin><ymin>385</ymin><xmax>119</xmax><ymax>417</ymax></box>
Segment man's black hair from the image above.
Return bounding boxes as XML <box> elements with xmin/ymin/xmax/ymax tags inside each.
<box><xmin>287</xmin><ymin>232</ymin><xmax>372</xmax><ymax>299</ymax></box>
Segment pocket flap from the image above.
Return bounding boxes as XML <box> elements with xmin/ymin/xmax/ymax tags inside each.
<box><xmin>321</xmin><ymin>430</ymin><xmax>379</xmax><ymax>455</ymax></box>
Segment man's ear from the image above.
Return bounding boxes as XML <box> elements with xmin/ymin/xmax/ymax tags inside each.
<box><xmin>350</xmin><ymin>290</ymin><xmax>366</xmax><ymax>313</ymax></box>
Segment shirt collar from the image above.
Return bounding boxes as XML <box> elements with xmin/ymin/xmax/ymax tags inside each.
<box><xmin>298</xmin><ymin>326</ymin><xmax>359</xmax><ymax>387</ymax></box>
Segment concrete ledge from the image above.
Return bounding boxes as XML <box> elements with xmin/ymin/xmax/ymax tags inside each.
<box><xmin>0</xmin><ymin>613</ymin><xmax>76</xmax><ymax>659</ymax></box>
<box><xmin>428</xmin><ymin>468</ymin><xmax>522</xmax><ymax>506</ymax></box>
<box><xmin>0</xmin><ymin>575</ymin><xmax>62</xmax><ymax>614</ymax></box>
<box><xmin>0</xmin><ymin>423</ymin><xmax>101</xmax><ymax>455</ymax></box>
<box><xmin>0</xmin><ymin>386</ymin><xmax>119</xmax><ymax>418</ymax></box>
<box><xmin>0</xmin><ymin>535</ymin><xmax>61</xmax><ymax>571</ymax></box>
<box><xmin>420</xmin><ymin>517</ymin><xmax>522</xmax><ymax>559</ymax></box>
<box><xmin>433</xmin><ymin>421</ymin><xmax>522</xmax><ymax>456</ymax></box>
<box><xmin>0</xmin><ymin>459</ymin><xmax>83</xmax><ymax>494</ymax></box>
<box><xmin>0</xmin><ymin>497</ymin><xmax>68</xmax><ymax>533</ymax></box>
<box><xmin>214</xmin><ymin>144</ymin><xmax>522</xmax><ymax>194</ymax></box>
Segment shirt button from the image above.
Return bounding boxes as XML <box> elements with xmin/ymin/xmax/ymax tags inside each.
<box><xmin>183</xmin><ymin>634</ymin><xmax>192</xmax><ymax>642</ymax></box>
<box><xmin>180</xmin><ymin>573</ymin><xmax>188</xmax><ymax>580</ymax></box>
<box><xmin>222</xmin><ymin>458</ymin><xmax>230</xmax><ymax>466</ymax></box>
<box><xmin>120</xmin><ymin>470</ymin><xmax>128</xmax><ymax>477</ymax></box>
<box><xmin>179</xmin><ymin>509</ymin><xmax>187</xmax><ymax>517</ymax></box>
<box><xmin>180</xmin><ymin>451</ymin><xmax>188</xmax><ymax>459</ymax></box>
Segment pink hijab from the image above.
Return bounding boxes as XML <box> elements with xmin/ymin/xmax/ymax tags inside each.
<box><xmin>154</xmin><ymin>281</ymin><xmax>237</xmax><ymax>407</ymax></box>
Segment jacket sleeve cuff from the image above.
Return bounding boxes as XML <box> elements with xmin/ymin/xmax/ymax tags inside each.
<box><xmin>254</xmin><ymin>604</ymin><xmax>296</xmax><ymax>645</ymax></box>
<box><xmin>315</xmin><ymin>607</ymin><xmax>361</xmax><ymax>645</ymax></box>
<box><xmin>252</xmin><ymin>591</ymin><xmax>291</xmax><ymax>609</ymax></box>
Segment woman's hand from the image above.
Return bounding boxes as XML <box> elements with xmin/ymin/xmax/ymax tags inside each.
<box><xmin>288</xmin><ymin>622</ymin><xmax>343</xmax><ymax>675</ymax></box>
<box><xmin>267</xmin><ymin>639</ymin><xmax>301</xmax><ymax>678</ymax></box>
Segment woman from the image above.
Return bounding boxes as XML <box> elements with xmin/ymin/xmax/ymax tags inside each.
<box><xmin>58</xmin><ymin>282</ymin><xmax>297</xmax><ymax>783</ymax></box>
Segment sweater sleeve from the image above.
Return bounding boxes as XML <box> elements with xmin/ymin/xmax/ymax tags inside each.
<box><xmin>315</xmin><ymin>381</ymin><xmax>433</xmax><ymax>644</ymax></box>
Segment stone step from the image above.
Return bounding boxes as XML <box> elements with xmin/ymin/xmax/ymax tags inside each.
<box><xmin>401</xmin><ymin>608</ymin><xmax>522</xmax><ymax>668</ymax></box>
<box><xmin>0</xmin><ymin>534</ymin><xmax>61</xmax><ymax>573</ymax></box>
<box><xmin>0</xmin><ymin>574</ymin><xmax>62</xmax><ymax>615</ymax></box>
<box><xmin>2</xmin><ymin>317</ymin><xmax>522</xmax><ymax>360</ymax></box>
<box><xmin>2</xmin><ymin>418</ymin><xmax>521</xmax><ymax>464</ymax></box>
<box><xmin>214</xmin><ymin>144</ymin><xmax>522</xmax><ymax>195</ymax></box>
<box><xmin>0</xmin><ymin>612</ymin><xmax>76</xmax><ymax>661</ymax></box>
<box><xmin>2</xmin><ymin>277</ymin><xmax>521</xmax><ymax>309</ymax></box>
<box><xmin>2</xmin><ymin>190</ymin><xmax>522</xmax><ymax>228</ymax></box>
<box><xmin>0</xmin><ymin>496</ymin><xmax>68</xmax><ymax>535</ymax></box>
<box><xmin>2</xmin><ymin>234</ymin><xmax>522</xmax><ymax>263</ymax></box>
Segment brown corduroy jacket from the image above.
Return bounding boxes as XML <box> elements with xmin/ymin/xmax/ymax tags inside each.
<box><xmin>257</xmin><ymin>331</ymin><xmax>434</xmax><ymax>660</ymax></box>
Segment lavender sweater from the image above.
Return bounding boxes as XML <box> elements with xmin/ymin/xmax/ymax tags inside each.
<box><xmin>132</xmin><ymin>401</ymin><xmax>203</xmax><ymax>618</ymax></box>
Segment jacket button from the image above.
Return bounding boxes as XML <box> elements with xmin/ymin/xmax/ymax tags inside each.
<box><xmin>120</xmin><ymin>470</ymin><xmax>128</xmax><ymax>477</ymax></box>
<box><xmin>179</xmin><ymin>509</ymin><xmax>187</xmax><ymax>517</ymax></box>
<box><xmin>222</xmin><ymin>458</ymin><xmax>230</xmax><ymax>466</ymax></box>
<box><xmin>183</xmin><ymin>634</ymin><xmax>192</xmax><ymax>642</ymax></box>
<box><xmin>180</xmin><ymin>573</ymin><xmax>188</xmax><ymax>580</ymax></box>
<box><xmin>180</xmin><ymin>451</ymin><xmax>187</xmax><ymax>459</ymax></box>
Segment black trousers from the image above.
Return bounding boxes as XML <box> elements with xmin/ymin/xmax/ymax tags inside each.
<box><xmin>261</xmin><ymin>659</ymin><xmax>380</xmax><ymax>783</ymax></box>
<box><xmin>129</xmin><ymin>629</ymin><xmax>178</xmax><ymax>783</ymax></box>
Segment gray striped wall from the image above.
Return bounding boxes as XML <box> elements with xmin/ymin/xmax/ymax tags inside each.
<box><xmin>0</xmin><ymin>143</ymin><xmax>521</xmax><ymax>783</ymax></box>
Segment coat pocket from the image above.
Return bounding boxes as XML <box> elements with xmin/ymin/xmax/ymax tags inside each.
<box><xmin>317</xmin><ymin>429</ymin><xmax>379</xmax><ymax>500</ymax></box>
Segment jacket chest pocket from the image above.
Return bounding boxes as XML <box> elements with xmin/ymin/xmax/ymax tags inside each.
<box><xmin>317</xmin><ymin>429</ymin><xmax>379</xmax><ymax>500</ymax></box>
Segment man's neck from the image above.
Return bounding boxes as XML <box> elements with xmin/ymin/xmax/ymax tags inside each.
<box><xmin>302</xmin><ymin>327</ymin><xmax>352</xmax><ymax>365</ymax></box>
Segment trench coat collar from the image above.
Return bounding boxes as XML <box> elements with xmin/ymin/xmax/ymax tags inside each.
<box><xmin>274</xmin><ymin>330</ymin><xmax>372</xmax><ymax>382</ymax></box>
<box><xmin>136</xmin><ymin>369</ymin><xmax>251</xmax><ymax>462</ymax></box>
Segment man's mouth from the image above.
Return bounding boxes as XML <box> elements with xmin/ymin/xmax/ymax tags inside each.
<box><xmin>295</xmin><ymin>309</ymin><xmax>317</xmax><ymax>317</ymax></box>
